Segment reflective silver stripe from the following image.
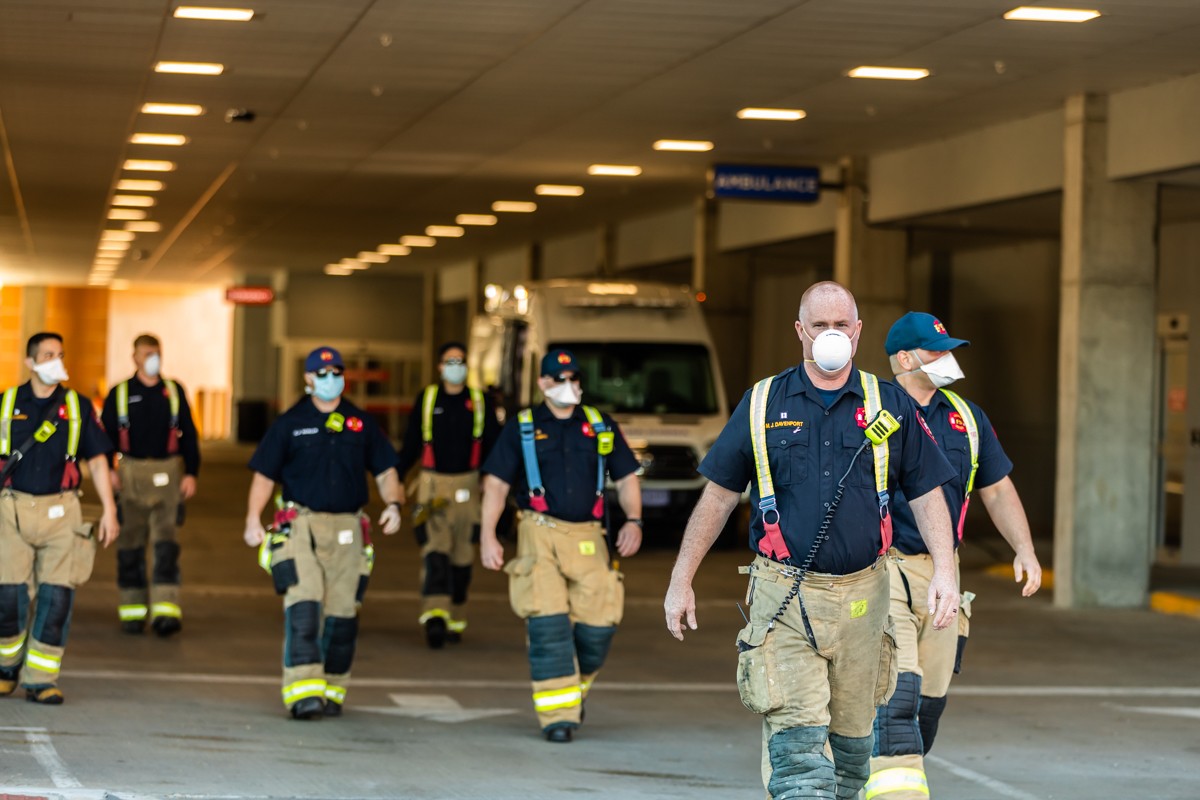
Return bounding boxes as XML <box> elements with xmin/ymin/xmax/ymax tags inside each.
<box><xmin>0</xmin><ymin>387</ymin><xmax>17</xmax><ymax>456</ymax></box>
<box><xmin>469</xmin><ymin>386</ymin><xmax>484</xmax><ymax>439</ymax></box>
<box><xmin>0</xmin><ymin>633</ymin><xmax>26</xmax><ymax>657</ymax></box>
<box><xmin>865</xmin><ymin>766</ymin><xmax>929</xmax><ymax>799</ymax></box>
<box><xmin>26</xmin><ymin>649</ymin><xmax>62</xmax><ymax>673</ymax></box>
<box><xmin>859</xmin><ymin>372</ymin><xmax>887</xmax><ymax>496</ymax></box>
<box><xmin>749</xmin><ymin>376</ymin><xmax>776</xmax><ymax>500</ymax></box>
<box><xmin>116</xmin><ymin>380</ymin><xmax>129</xmax><ymax>423</ymax></box>
<box><xmin>421</xmin><ymin>384</ymin><xmax>438</xmax><ymax>443</ymax></box>
<box><xmin>940</xmin><ymin>388</ymin><xmax>979</xmax><ymax>495</ymax></box>
<box><xmin>65</xmin><ymin>390</ymin><xmax>81</xmax><ymax>458</ymax></box>
<box><xmin>118</xmin><ymin>605</ymin><xmax>149</xmax><ymax>621</ymax></box>
<box><xmin>164</xmin><ymin>378</ymin><xmax>180</xmax><ymax>423</ymax></box>
<box><xmin>151</xmin><ymin>602</ymin><xmax>182</xmax><ymax>619</ymax></box>
<box><xmin>325</xmin><ymin>684</ymin><xmax>347</xmax><ymax>703</ymax></box>
<box><xmin>532</xmin><ymin>687</ymin><xmax>582</xmax><ymax>710</ymax></box>
<box><xmin>281</xmin><ymin>679</ymin><xmax>327</xmax><ymax>703</ymax></box>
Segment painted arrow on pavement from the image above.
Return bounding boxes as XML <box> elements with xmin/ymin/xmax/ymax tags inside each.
<box><xmin>358</xmin><ymin>693</ymin><xmax>516</xmax><ymax>723</ymax></box>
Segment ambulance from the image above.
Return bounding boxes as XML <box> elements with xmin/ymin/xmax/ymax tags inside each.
<box><xmin>469</xmin><ymin>279</ymin><xmax>739</xmax><ymax>540</ymax></box>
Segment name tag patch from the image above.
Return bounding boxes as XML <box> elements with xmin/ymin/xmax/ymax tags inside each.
<box><xmin>48</xmin><ymin>505</ymin><xmax>65</xmax><ymax>520</ymax></box>
<box><xmin>579</xmin><ymin>541</ymin><xmax>596</xmax><ymax>556</ymax></box>
<box><xmin>850</xmin><ymin>599</ymin><xmax>868</xmax><ymax>619</ymax></box>
<box><xmin>337</xmin><ymin>529</ymin><xmax>355</xmax><ymax>545</ymax></box>
<box><xmin>152</xmin><ymin>472</ymin><xmax>170</xmax><ymax>487</ymax></box>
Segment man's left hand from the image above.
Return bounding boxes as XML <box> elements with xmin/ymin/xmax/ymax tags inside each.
<box><xmin>1013</xmin><ymin>550</ymin><xmax>1042</xmax><ymax>597</ymax></box>
<box><xmin>615</xmin><ymin>521</ymin><xmax>642</xmax><ymax>557</ymax></box>
<box><xmin>179</xmin><ymin>475</ymin><xmax>197</xmax><ymax>501</ymax></box>
<box><xmin>379</xmin><ymin>503</ymin><xmax>401</xmax><ymax>535</ymax></box>
<box><xmin>927</xmin><ymin>571</ymin><xmax>960</xmax><ymax>630</ymax></box>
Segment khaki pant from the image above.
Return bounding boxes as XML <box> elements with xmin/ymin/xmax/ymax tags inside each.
<box><xmin>416</xmin><ymin>470</ymin><xmax>479</xmax><ymax>630</ymax></box>
<box><xmin>505</xmin><ymin>512</ymin><xmax>624</xmax><ymax>730</ymax></box>
<box><xmin>736</xmin><ymin>555</ymin><xmax>894</xmax><ymax>797</ymax></box>
<box><xmin>0</xmin><ymin>491</ymin><xmax>95</xmax><ymax>687</ymax></box>
<box><xmin>116</xmin><ymin>457</ymin><xmax>183</xmax><ymax>624</ymax></box>
<box><xmin>270</xmin><ymin>509</ymin><xmax>368</xmax><ymax>709</ymax></box>
<box><xmin>867</xmin><ymin>550</ymin><xmax>969</xmax><ymax>800</ymax></box>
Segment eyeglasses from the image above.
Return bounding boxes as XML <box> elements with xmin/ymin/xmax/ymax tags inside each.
<box><xmin>314</xmin><ymin>367</ymin><xmax>344</xmax><ymax>378</ymax></box>
<box><xmin>547</xmin><ymin>372</ymin><xmax>582</xmax><ymax>384</ymax></box>
<box><xmin>442</xmin><ymin>358</ymin><xmax>465</xmax><ymax>367</ymax></box>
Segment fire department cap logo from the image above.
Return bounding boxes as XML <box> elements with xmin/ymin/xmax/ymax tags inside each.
<box><xmin>320</xmin><ymin>350</ymin><xmax>334</xmax><ymax>362</ymax></box>
<box><xmin>558</xmin><ymin>353</ymin><xmax>571</xmax><ymax>365</ymax></box>
<box><xmin>933</xmin><ymin>319</ymin><xmax>947</xmax><ymax>334</ymax></box>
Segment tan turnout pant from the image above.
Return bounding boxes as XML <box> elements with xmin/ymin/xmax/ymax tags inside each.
<box><xmin>116</xmin><ymin>457</ymin><xmax>183</xmax><ymax>624</ymax></box>
<box><xmin>416</xmin><ymin>470</ymin><xmax>480</xmax><ymax>629</ymax></box>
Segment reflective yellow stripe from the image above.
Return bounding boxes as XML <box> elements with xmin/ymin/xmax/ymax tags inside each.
<box><xmin>469</xmin><ymin>387</ymin><xmax>484</xmax><ymax>439</ymax></box>
<box><xmin>865</xmin><ymin>767</ymin><xmax>929</xmax><ymax>799</ymax></box>
<box><xmin>421</xmin><ymin>385</ymin><xmax>438</xmax><ymax>443</ymax></box>
<box><xmin>119</xmin><ymin>604</ymin><xmax>149</xmax><ymax>621</ymax></box>
<box><xmin>164</xmin><ymin>378</ymin><xmax>180</xmax><ymax>420</ymax></box>
<box><xmin>859</xmin><ymin>372</ymin><xmax>887</xmax><ymax>496</ymax></box>
<box><xmin>0</xmin><ymin>633</ymin><xmax>26</xmax><ymax>658</ymax></box>
<box><xmin>325</xmin><ymin>684</ymin><xmax>347</xmax><ymax>704</ymax></box>
<box><xmin>580</xmin><ymin>678</ymin><xmax>593</xmax><ymax>697</ymax></box>
<box><xmin>281</xmin><ymin>679</ymin><xmax>328</xmax><ymax>703</ymax></box>
<box><xmin>26</xmin><ymin>649</ymin><xmax>62</xmax><ymax>673</ymax></box>
<box><xmin>940</xmin><ymin>388</ymin><xmax>980</xmax><ymax>495</ymax></box>
<box><xmin>116</xmin><ymin>380</ymin><xmax>129</xmax><ymax>421</ymax></box>
<box><xmin>749</xmin><ymin>376</ymin><xmax>776</xmax><ymax>500</ymax></box>
<box><xmin>151</xmin><ymin>602</ymin><xmax>182</xmax><ymax>619</ymax></box>
<box><xmin>532</xmin><ymin>687</ymin><xmax>582</xmax><ymax>710</ymax></box>
<box><xmin>65</xmin><ymin>390</ymin><xmax>81</xmax><ymax>459</ymax></box>
<box><xmin>418</xmin><ymin>608</ymin><xmax>450</xmax><ymax>625</ymax></box>
<box><xmin>0</xmin><ymin>387</ymin><xmax>17</xmax><ymax>455</ymax></box>
<box><xmin>447</xmin><ymin>618</ymin><xmax>467</xmax><ymax>634</ymax></box>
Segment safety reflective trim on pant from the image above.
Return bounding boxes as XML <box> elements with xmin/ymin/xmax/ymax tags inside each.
<box><xmin>0</xmin><ymin>634</ymin><xmax>27</xmax><ymax>658</ymax></box>
<box><xmin>447</xmin><ymin>618</ymin><xmax>467</xmax><ymax>633</ymax></box>
<box><xmin>418</xmin><ymin>609</ymin><xmax>450</xmax><ymax>624</ymax></box>
<box><xmin>26</xmin><ymin>649</ymin><xmax>62</xmax><ymax>674</ymax></box>
<box><xmin>281</xmin><ymin>679</ymin><xmax>328</xmax><ymax>704</ymax></box>
<box><xmin>325</xmin><ymin>684</ymin><xmax>347</xmax><ymax>704</ymax></box>
<box><xmin>532</xmin><ymin>687</ymin><xmax>583</xmax><ymax>711</ymax></box>
<box><xmin>580</xmin><ymin>678</ymin><xmax>593</xmax><ymax>698</ymax></box>
<box><xmin>119</xmin><ymin>604</ymin><xmax>149</xmax><ymax>621</ymax></box>
<box><xmin>865</xmin><ymin>767</ymin><xmax>930</xmax><ymax>799</ymax></box>
<box><xmin>151</xmin><ymin>602</ymin><xmax>182</xmax><ymax>619</ymax></box>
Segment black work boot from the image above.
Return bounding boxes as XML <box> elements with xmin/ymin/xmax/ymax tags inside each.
<box><xmin>26</xmin><ymin>686</ymin><xmax>65</xmax><ymax>705</ymax></box>
<box><xmin>290</xmin><ymin>696</ymin><xmax>324</xmax><ymax>720</ymax></box>
<box><xmin>323</xmin><ymin>700</ymin><xmax>343</xmax><ymax>718</ymax></box>
<box><xmin>424</xmin><ymin>616</ymin><xmax>447</xmax><ymax>649</ymax></box>
<box><xmin>544</xmin><ymin>724</ymin><xmax>574</xmax><ymax>743</ymax></box>
<box><xmin>121</xmin><ymin>620</ymin><xmax>145</xmax><ymax>635</ymax></box>
<box><xmin>152</xmin><ymin>617</ymin><xmax>182</xmax><ymax>638</ymax></box>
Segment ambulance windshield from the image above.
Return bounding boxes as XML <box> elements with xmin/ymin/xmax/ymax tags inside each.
<box><xmin>552</xmin><ymin>342</ymin><xmax>718</xmax><ymax>416</ymax></box>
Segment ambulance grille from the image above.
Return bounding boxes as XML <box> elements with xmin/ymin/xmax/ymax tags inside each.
<box><xmin>638</xmin><ymin>445</ymin><xmax>699</xmax><ymax>480</ymax></box>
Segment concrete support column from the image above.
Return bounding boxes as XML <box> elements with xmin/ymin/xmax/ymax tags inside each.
<box><xmin>694</xmin><ymin>197</ymin><xmax>751</xmax><ymax>402</ymax></box>
<box><xmin>1054</xmin><ymin>94</ymin><xmax>1158</xmax><ymax>607</ymax></box>
<box><xmin>833</xmin><ymin>156</ymin><xmax>908</xmax><ymax>376</ymax></box>
<box><xmin>231</xmin><ymin>272</ymin><xmax>279</xmax><ymax>441</ymax></box>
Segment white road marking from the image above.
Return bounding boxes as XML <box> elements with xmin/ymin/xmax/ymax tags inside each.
<box><xmin>357</xmin><ymin>693</ymin><xmax>515</xmax><ymax>722</ymax></box>
<box><xmin>926</xmin><ymin>754</ymin><xmax>1043</xmax><ymax>800</ymax></box>
<box><xmin>1109</xmin><ymin>704</ymin><xmax>1200</xmax><ymax>720</ymax></box>
<box><xmin>0</xmin><ymin>726</ymin><xmax>82</xmax><ymax>788</ymax></box>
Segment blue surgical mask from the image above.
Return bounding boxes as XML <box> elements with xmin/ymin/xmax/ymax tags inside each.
<box><xmin>313</xmin><ymin>374</ymin><xmax>344</xmax><ymax>402</ymax></box>
<box><xmin>442</xmin><ymin>363</ymin><xmax>467</xmax><ymax>386</ymax></box>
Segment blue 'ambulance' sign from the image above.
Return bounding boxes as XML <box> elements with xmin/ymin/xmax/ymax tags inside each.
<box><xmin>710</xmin><ymin>164</ymin><xmax>821</xmax><ymax>202</ymax></box>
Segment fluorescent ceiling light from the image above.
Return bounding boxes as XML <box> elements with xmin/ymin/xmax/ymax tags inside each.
<box><xmin>102</xmin><ymin>230</ymin><xmax>136</xmax><ymax>241</ymax></box>
<box><xmin>535</xmin><ymin>184</ymin><xmax>585</xmax><ymax>197</ymax></box>
<box><xmin>1003</xmin><ymin>6</ymin><xmax>1100</xmax><ymax>22</ymax></box>
<box><xmin>116</xmin><ymin>179</ymin><xmax>165</xmax><ymax>191</ymax></box>
<box><xmin>737</xmin><ymin>107</ymin><xmax>806</xmax><ymax>121</ymax></box>
<box><xmin>400</xmin><ymin>235</ymin><xmax>437</xmax><ymax>247</ymax></box>
<box><xmin>357</xmin><ymin>252</ymin><xmax>389</xmax><ymax>263</ymax></box>
<box><xmin>339</xmin><ymin>258</ymin><xmax>369</xmax><ymax>271</ymax></box>
<box><xmin>98</xmin><ymin>241</ymin><xmax>132</xmax><ymax>251</ymax></box>
<box><xmin>108</xmin><ymin>208</ymin><xmax>147</xmax><ymax>221</ymax></box>
<box><xmin>111</xmin><ymin>195</ymin><xmax>156</xmax><ymax>207</ymax></box>
<box><xmin>173</xmin><ymin>6</ymin><xmax>255</xmax><ymax>21</ymax></box>
<box><xmin>123</xmin><ymin>159</ymin><xmax>176</xmax><ymax>172</ymax></box>
<box><xmin>377</xmin><ymin>244</ymin><xmax>411</xmax><ymax>256</ymax></box>
<box><xmin>426</xmin><ymin>225</ymin><xmax>465</xmax><ymax>238</ymax></box>
<box><xmin>653</xmin><ymin>139</ymin><xmax>714</xmax><ymax>152</ymax></box>
<box><xmin>92</xmin><ymin>264</ymin><xmax>118</xmax><ymax>272</ymax></box>
<box><xmin>324</xmin><ymin>265</ymin><xmax>353</xmax><ymax>276</ymax></box>
<box><xmin>130</xmin><ymin>133</ymin><xmax>189</xmax><ymax>146</ymax></box>
<box><xmin>141</xmin><ymin>102</ymin><xmax>205</xmax><ymax>116</ymax></box>
<box><xmin>456</xmin><ymin>214</ymin><xmax>498</xmax><ymax>226</ymax></box>
<box><xmin>492</xmin><ymin>201</ymin><xmax>536</xmax><ymax>213</ymax></box>
<box><xmin>154</xmin><ymin>61</ymin><xmax>224</xmax><ymax>76</ymax></box>
<box><xmin>848</xmin><ymin>66</ymin><xmax>930</xmax><ymax>80</ymax></box>
<box><xmin>587</xmin><ymin>164</ymin><xmax>642</xmax><ymax>176</ymax></box>
<box><xmin>125</xmin><ymin>221</ymin><xmax>162</xmax><ymax>233</ymax></box>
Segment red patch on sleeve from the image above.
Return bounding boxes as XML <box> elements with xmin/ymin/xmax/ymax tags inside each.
<box><xmin>917</xmin><ymin>413</ymin><xmax>937</xmax><ymax>441</ymax></box>
<box><xmin>581</xmin><ymin>422</ymin><xmax>595</xmax><ymax>438</ymax></box>
<box><xmin>346</xmin><ymin>417</ymin><xmax>363</xmax><ymax>432</ymax></box>
<box><xmin>949</xmin><ymin>411</ymin><xmax>967</xmax><ymax>433</ymax></box>
<box><xmin>854</xmin><ymin>407</ymin><xmax>868</xmax><ymax>429</ymax></box>
<box><xmin>464</xmin><ymin>399</ymin><xmax>473</xmax><ymax>412</ymax></box>
<box><xmin>57</xmin><ymin>405</ymin><xmax>68</xmax><ymax>420</ymax></box>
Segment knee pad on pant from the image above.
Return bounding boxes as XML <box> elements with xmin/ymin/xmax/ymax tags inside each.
<box><xmin>321</xmin><ymin>616</ymin><xmax>358</xmax><ymax>675</ymax></box>
<box><xmin>470</xmin><ymin>524</ymin><xmax>480</xmax><ymax>544</ymax></box>
<box><xmin>31</xmin><ymin>585</ymin><xmax>74</xmax><ymax>647</ymax></box>
<box><xmin>450</xmin><ymin>565</ymin><xmax>472</xmax><ymax>606</ymax></box>
<box><xmin>829</xmin><ymin>733</ymin><xmax>873</xmax><ymax>799</ymax></box>
<box><xmin>873</xmin><ymin>671</ymin><xmax>922</xmax><ymax>757</ymax></box>
<box><xmin>422</xmin><ymin>552</ymin><xmax>450</xmax><ymax>596</ymax></box>
<box><xmin>0</xmin><ymin>584</ymin><xmax>28</xmax><ymax>638</ymax></box>
<box><xmin>768</xmin><ymin>725</ymin><xmax>836</xmax><ymax>800</ymax></box>
<box><xmin>919</xmin><ymin>694</ymin><xmax>948</xmax><ymax>754</ymax></box>
<box><xmin>284</xmin><ymin>601</ymin><xmax>322</xmax><ymax>667</ymax></box>
<box><xmin>574</xmin><ymin>622</ymin><xmax>615</xmax><ymax>676</ymax></box>
<box><xmin>152</xmin><ymin>541</ymin><xmax>181</xmax><ymax>584</ymax></box>
<box><xmin>116</xmin><ymin>548</ymin><xmax>147</xmax><ymax>589</ymax></box>
<box><xmin>527</xmin><ymin>614</ymin><xmax>575</xmax><ymax>681</ymax></box>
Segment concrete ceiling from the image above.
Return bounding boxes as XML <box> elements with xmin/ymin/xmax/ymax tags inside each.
<box><xmin>3</xmin><ymin>0</ymin><xmax>1200</xmax><ymax>287</ymax></box>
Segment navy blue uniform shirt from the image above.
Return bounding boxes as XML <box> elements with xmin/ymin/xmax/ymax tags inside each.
<box><xmin>101</xmin><ymin>375</ymin><xmax>201</xmax><ymax>476</ymax></box>
<box><xmin>482</xmin><ymin>403</ymin><xmax>639</xmax><ymax>523</ymax></box>
<box><xmin>700</xmin><ymin>365</ymin><xmax>955</xmax><ymax>575</ymax></box>
<box><xmin>248</xmin><ymin>396</ymin><xmax>398</xmax><ymax>514</ymax></box>
<box><xmin>396</xmin><ymin>386</ymin><xmax>501</xmax><ymax>476</ymax></box>
<box><xmin>891</xmin><ymin>390</ymin><xmax>1012</xmax><ymax>555</ymax></box>
<box><xmin>3</xmin><ymin>383</ymin><xmax>112</xmax><ymax>495</ymax></box>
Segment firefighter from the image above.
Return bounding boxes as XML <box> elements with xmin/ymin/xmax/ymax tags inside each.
<box><xmin>866</xmin><ymin>312</ymin><xmax>1042</xmax><ymax>800</ymax></box>
<box><xmin>664</xmin><ymin>283</ymin><xmax>960</xmax><ymax>799</ymax></box>
<box><xmin>243</xmin><ymin>346</ymin><xmax>404</xmax><ymax>719</ymax></box>
<box><xmin>0</xmin><ymin>332</ymin><xmax>119</xmax><ymax>705</ymax></box>
<box><xmin>101</xmin><ymin>333</ymin><xmax>200</xmax><ymax>637</ymax></box>
<box><xmin>479</xmin><ymin>349</ymin><xmax>643</xmax><ymax>743</ymax></box>
<box><xmin>397</xmin><ymin>341</ymin><xmax>500</xmax><ymax>648</ymax></box>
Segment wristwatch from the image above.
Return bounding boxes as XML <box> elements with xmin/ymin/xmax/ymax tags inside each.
<box><xmin>387</xmin><ymin>501</ymin><xmax>402</xmax><ymax>512</ymax></box>
<box><xmin>626</xmin><ymin>518</ymin><xmax>643</xmax><ymax>528</ymax></box>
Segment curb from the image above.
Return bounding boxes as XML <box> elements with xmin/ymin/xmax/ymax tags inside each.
<box><xmin>981</xmin><ymin>564</ymin><xmax>1200</xmax><ymax>620</ymax></box>
<box><xmin>982</xmin><ymin>563</ymin><xmax>1054</xmax><ymax>591</ymax></box>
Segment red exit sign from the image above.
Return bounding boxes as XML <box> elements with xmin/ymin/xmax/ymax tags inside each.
<box><xmin>225</xmin><ymin>286</ymin><xmax>275</xmax><ymax>305</ymax></box>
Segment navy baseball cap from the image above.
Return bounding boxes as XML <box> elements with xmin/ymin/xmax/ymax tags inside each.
<box><xmin>304</xmin><ymin>346</ymin><xmax>344</xmax><ymax>372</ymax></box>
<box><xmin>885</xmin><ymin>312</ymin><xmax>970</xmax><ymax>355</ymax></box>
<box><xmin>541</xmin><ymin>349</ymin><xmax>578</xmax><ymax>376</ymax></box>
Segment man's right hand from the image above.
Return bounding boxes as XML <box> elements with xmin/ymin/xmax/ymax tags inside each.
<box><xmin>664</xmin><ymin>579</ymin><xmax>698</xmax><ymax>641</ymax></box>
<box><xmin>480</xmin><ymin>533</ymin><xmax>504</xmax><ymax>571</ymax></box>
<box><xmin>243</xmin><ymin>516</ymin><xmax>265</xmax><ymax>547</ymax></box>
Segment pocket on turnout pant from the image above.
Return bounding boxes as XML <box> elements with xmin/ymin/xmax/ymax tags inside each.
<box><xmin>874</xmin><ymin>623</ymin><xmax>899</xmax><ymax>705</ymax></box>
<box><xmin>70</xmin><ymin>523</ymin><xmax>97</xmax><ymax>586</ymax></box>
<box><xmin>503</xmin><ymin>555</ymin><xmax>540</xmax><ymax>618</ymax></box>
<box><xmin>735</xmin><ymin>622</ymin><xmax>780</xmax><ymax>715</ymax></box>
